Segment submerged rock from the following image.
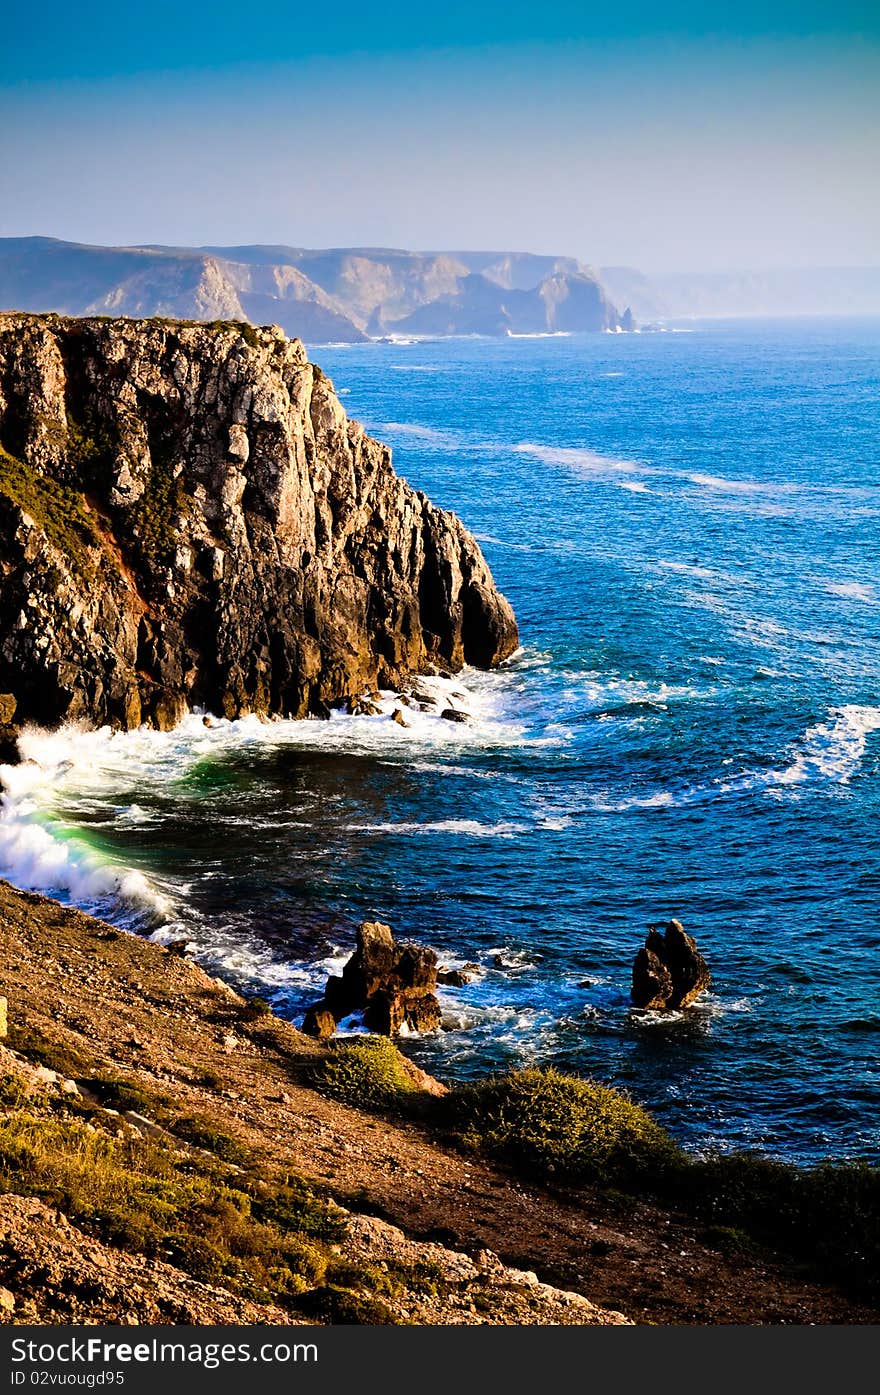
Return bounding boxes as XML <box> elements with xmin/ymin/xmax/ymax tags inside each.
<box><xmin>304</xmin><ymin>920</ymin><xmax>442</xmax><ymax>1038</ymax></box>
<box><xmin>631</xmin><ymin>919</ymin><xmax>711</xmax><ymax>1011</ymax></box>
<box><xmin>0</xmin><ymin>315</ymin><xmax>518</xmax><ymax>731</ymax></box>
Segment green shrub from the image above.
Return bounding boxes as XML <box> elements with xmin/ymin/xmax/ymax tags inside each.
<box><xmin>294</xmin><ymin>1285</ymin><xmax>400</xmax><ymax>1324</ymax></box>
<box><xmin>450</xmin><ymin>1067</ymin><xmax>682</xmax><ymax>1185</ymax></box>
<box><xmin>314</xmin><ymin>1037</ymin><xmax>417</xmax><ymax>1112</ymax></box>
<box><xmin>170</xmin><ymin>1115</ymin><xmax>250</xmax><ymax>1165</ymax></box>
<box><xmin>676</xmin><ymin>1153</ymin><xmax>880</xmax><ymax>1298</ymax></box>
<box><xmin>254</xmin><ymin>1179</ymin><xmax>347</xmax><ymax>1243</ymax></box>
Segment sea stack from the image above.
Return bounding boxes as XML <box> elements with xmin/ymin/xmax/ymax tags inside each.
<box><xmin>0</xmin><ymin>314</ymin><xmax>518</xmax><ymax>732</ymax></box>
<box><xmin>631</xmin><ymin>919</ymin><xmax>711</xmax><ymax>1011</ymax></box>
<box><xmin>304</xmin><ymin>921</ymin><xmax>442</xmax><ymax>1038</ymax></box>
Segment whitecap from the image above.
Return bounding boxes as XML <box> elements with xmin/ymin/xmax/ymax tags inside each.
<box><xmin>823</xmin><ymin>580</ymin><xmax>878</xmax><ymax>605</ymax></box>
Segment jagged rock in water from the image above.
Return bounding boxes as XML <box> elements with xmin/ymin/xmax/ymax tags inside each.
<box><xmin>437</xmin><ymin>963</ymin><xmax>480</xmax><ymax>986</ymax></box>
<box><xmin>631</xmin><ymin>919</ymin><xmax>711</xmax><ymax>1010</ymax></box>
<box><xmin>304</xmin><ymin>920</ymin><xmax>442</xmax><ymax>1038</ymax></box>
<box><xmin>0</xmin><ymin>314</ymin><xmax>518</xmax><ymax>731</ymax></box>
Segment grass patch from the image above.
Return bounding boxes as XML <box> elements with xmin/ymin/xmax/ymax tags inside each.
<box><xmin>0</xmin><ymin>1094</ymin><xmax>356</xmax><ymax>1309</ymax></box>
<box><xmin>294</xmin><ymin>1285</ymin><xmax>400</xmax><ymax>1324</ymax></box>
<box><xmin>5</xmin><ymin>1023</ymin><xmax>91</xmax><ymax>1081</ymax></box>
<box><xmin>313</xmin><ymin>1037</ymin><xmax>418</xmax><ymax>1112</ymax></box>
<box><xmin>449</xmin><ymin>1067</ymin><xmax>681</xmax><ymax>1185</ymax></box>
<box><xmin>0</xmin><ymin>445</ymin><xmax>99</xmax><ymax>578</ymax></box>
<box><xmin>168</xmin><ymin>1115</ymin><xmax>251</xmax><ymax>1165</ymax></box>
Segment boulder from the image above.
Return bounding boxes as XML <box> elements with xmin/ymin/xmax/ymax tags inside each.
<box><xmin>302</xmin><ymin>1003</ymin><xmax>337</xmax><ymax>1040</ymax></box>
<box><xmin>303</xmin><ymin>920</ymin><xmax>442</xmax><ymax>1038</ymax></box>
<box><xmin>440</xmin><ymin>708</ymin><xmax>469</xmax><ymax>723</ymax></box>
<box><xmin>631</xmin><ymin>920</ymin><xmax>710</xmax><ymax>1010</ymax></box>
<box><xmin>0</xmin><ymin>694</ymin><xmax>16</xmax><ymax>725</ymax></box>
<box><xmin>437</xmin><ymin>963</ymin><xmax>479</xmax><ymax>987</ymax></box>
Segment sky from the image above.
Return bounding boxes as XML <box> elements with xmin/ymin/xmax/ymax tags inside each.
<box><xmin>2</xmin><ymin>2</ymin><xmax>878</xmax><ymax>271</ymax></box>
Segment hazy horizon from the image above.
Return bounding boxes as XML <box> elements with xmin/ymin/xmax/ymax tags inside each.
<box><xmin>3</xmin><ymin>3</ymin><xmax>878</xmax><ymax>273</ymax></box>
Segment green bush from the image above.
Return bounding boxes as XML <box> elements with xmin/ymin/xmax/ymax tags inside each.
<box><xmin>294</xmin><ymin>1285</ymin><xmax>400</xmax><ymax>1325</ymax></box>
<box><xmin>450</xmin><ymin>1067</ymin><xmax>682</xmax><ymax>1184</ymax></box>
<box><xmin>315</xmin><ymin>1037</ymin><xmax>417</xmax><ymax>1112</ymax></box>
<box><xmin>676</xmin><ymin>1153</ymin><xmax>880</xmax><ymax>1298</ymax></box>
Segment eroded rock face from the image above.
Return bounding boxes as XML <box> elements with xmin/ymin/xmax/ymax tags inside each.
<box><xmin>0</xmin><ymin>314</ymin><xmax>518</xmax><ymax>730</ymax></box>
<box><xmin>631</xmin><ymin>919</ymin><xmax>711</xmax><ymax>1011</ymax></box>
<box><xmin>304</xmin><ymin>920</ymin><xmax>441</xmax><ymax>1038</ymax></box>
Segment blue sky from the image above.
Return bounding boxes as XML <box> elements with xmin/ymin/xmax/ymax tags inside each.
<box><xmin>2</xmin><ymin>3</ymin><xmax>877</xmax><ymax>269</ymax></box>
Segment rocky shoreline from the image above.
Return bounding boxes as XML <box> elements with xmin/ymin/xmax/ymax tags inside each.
<box><xmin>0</xmin><ymin>879</ymin><xmax>877</xmax><ymax>1326</ymax></box>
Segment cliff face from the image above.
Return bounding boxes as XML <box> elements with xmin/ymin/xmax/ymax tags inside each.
<box><xmin>0</xmin><ymin>314</ymin><xmax>518</xmax><ymax>730</ymax></box>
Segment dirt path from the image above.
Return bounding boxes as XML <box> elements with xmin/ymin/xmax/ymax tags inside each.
<box><xmin>1</xmin><ymin>881</ymin><xmax>875</xmax><ymax>1325</ymax></box>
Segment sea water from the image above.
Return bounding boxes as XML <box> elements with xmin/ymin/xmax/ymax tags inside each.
<box><xmin>2</xmin><ymin>318</ymin><xmax>879</xmax><ymax>1163</ymax></box>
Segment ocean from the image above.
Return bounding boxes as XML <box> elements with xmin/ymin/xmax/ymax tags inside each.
<box><xmin>2</xmin><ymin>318</ymin><xmax>879</xmax><ymax>1164</ymax></box>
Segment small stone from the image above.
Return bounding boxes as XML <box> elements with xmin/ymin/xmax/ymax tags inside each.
<box><xmin>440</xmin><ymin>708</ymin><xmax>469</xmax><ymax>723</ymax></box>
<box><xmin>0</xmin><ymin>1286</ymin><xmax>15</xmax><ymax>1315</ymax></box>
<box><xmin>0</xmin><ymin>694</ymin><xmax>16</xmax><ymax>725</ymax></box>
<box><xmin>391</xmin><ymin>708</ymin><xmax>409</xmax><ymax>727</ymax></box>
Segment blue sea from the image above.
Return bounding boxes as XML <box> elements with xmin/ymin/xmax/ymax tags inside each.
<box><xmin>2</xmin><ymin>318</ymin><xmax>879</xmax><ymax>1163</ymax></box>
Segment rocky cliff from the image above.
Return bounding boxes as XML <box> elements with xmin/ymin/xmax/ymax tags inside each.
<box><xmin>0</xmin><ymin>313</ymin><xmax>518</xmax><ymax>731</ymax></box>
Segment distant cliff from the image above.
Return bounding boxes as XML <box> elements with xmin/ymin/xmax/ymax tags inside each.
<box><xmin>0</xmin><ymin>238</ymin><xmax>630</xmax><ymax>343</ymax></box>
<box><xmin>0</xmin><ymin>314</ymin><xmax>518</xmax><ymax>730</ymax></box>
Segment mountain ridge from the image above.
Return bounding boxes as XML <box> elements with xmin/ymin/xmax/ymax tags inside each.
<box><xmin>0</xmin><ymin>237</ymin><xmax>628</xmax><ymax>343</ymax></box>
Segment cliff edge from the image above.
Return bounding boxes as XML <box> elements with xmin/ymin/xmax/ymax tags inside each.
<box><xmin>0</xmin><ymin>314</ymin><xmax>517</xmax><ymax>730</ymax></box>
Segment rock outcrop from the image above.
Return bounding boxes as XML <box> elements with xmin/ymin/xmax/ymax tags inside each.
<box><xmin>0</xmin><ymin>314</ymin><xmax>518</xmax><ymax>731</ymax></box>
<box><xmin>304</xmin><ymin>921</ymin><xmax>441</xmax><ymax>1038</ymax></box>
<box><xmin>631</xmin><ymin>919</ymin><xmax>711</xmax><ymax>1011</ymax></box>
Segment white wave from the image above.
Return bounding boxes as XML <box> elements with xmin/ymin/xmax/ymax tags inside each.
<box><xmin>0</xmin><ymin>747</ymin><xmax>169</xmax><ymax>919</ymax></box>
<box><xmin>824</xmin><ymin>580</ymin><xmax>878</xmax><ymax>604</ymax></box>
<box><xmin>505</xmin><ymin>330</ymin><xmax>572</xmax><ymax>339</ymax></box>
<box><xmin>595</xmin><ymin>790</ymin><xmax>675</xmax><ymax>813</ymax></box>
<box><xmin>512</xmin><ymin>442</ymin><xmax>646</xmax><ymax>476</ymax></box>
<box><xmin>764</xmin><ymin>704</ymin><xmax>880</xmax><ymax>788</ymax></box>
<box><xmin>595</xmin><ymin>704</ymin><xmax>880</xmax><ymax>813</ymax></box>
<box><xmin>618</xmin><ymin>481</ymin><xmax>650</xmax><ymax>494</ymax></box>
<box><xmin>659</xmin><ymin>560</ymin><xmax>717</xmax><ymax>580</ymax></box>
<box><xmin>350</xmin><ymin>818</ymin><xmax>520</xmax><ymax>839</ymax></box>
<box><xmin>0</xmin><ymin>666</ymin><xmax>539</xmax><ymax>936</ymax></box>
<box><xmin>376</xmin><ymin>421</ymin><xmax>461</xmax><ymax>447</ymax></box>
<box><xmin>687</xmin><ymin>471</ymin><xmax>797</xmax><ymax>495</ymax></box>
